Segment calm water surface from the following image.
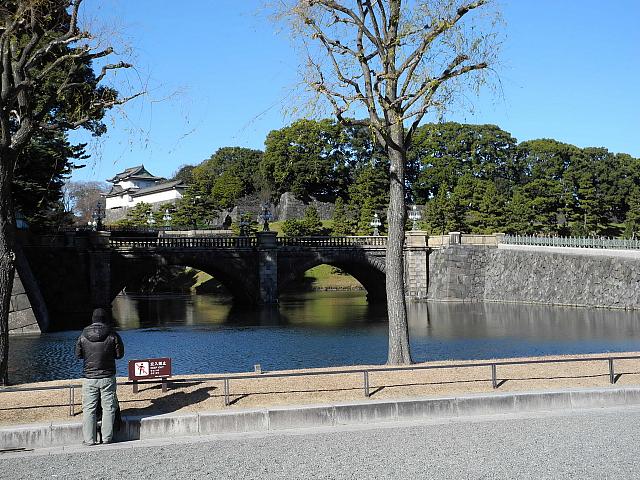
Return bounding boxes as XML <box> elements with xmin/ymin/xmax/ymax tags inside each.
<box><xmin>9</xmin><ymin>291</ymin><xmax>640</xmax><ymax>384</ymax></box>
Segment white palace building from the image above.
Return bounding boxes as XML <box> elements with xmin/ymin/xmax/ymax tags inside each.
<box><xmin>104</xmin><ymin>165</ymin><xmax>186</xmax><ymax>222</ymax></box>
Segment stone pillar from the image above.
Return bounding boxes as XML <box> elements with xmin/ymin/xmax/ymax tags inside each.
<box><xmin>404</xmin><ymin>232</ymin><xmax>429</xmax><ymax>301</ymax></box>
<box><xmin>256</xmin><ymin>232</ymin><xmax>278</xmax><ymax>304</ymax></box>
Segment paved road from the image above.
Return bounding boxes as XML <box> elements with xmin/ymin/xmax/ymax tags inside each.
<box><xmin>2</xmin><ymin>407</ymin><xmax>639</xmax><ymax>479</ymax></box>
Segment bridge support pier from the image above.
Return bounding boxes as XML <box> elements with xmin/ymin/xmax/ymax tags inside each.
<box><xmin>405</xmin><ymin>232</ymin><xmax>429</xmax><ymax>301</ymax></box>
<box><xmin>257</xmin><ymin>232</ymin><xmax>278</xmax><ymax>304</ymax></box>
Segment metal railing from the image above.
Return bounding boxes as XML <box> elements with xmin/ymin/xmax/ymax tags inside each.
<box><xmin>277</xmin><ymin>236</ymin><xmax>388</xmax><ymax>247</ymax></box>
<box><xmin>502</xmin><ymin>234</ymin><xmax>640</xmax><ymax>250</ymax></box>
<box><xmin>2</xmin><ymin>354</ymin><xmax>638</xmax><ymax>415</ymax></box>
<box><xmin>109</xmin><ymin>236</ymin><xmax>257</xmax><ymax>249</ymax></box>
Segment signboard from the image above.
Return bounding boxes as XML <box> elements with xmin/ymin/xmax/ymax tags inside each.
<box><xmin>128</xmin><ymin>357</ymin><xmax>171</xmax><ymax>381</ymax></box>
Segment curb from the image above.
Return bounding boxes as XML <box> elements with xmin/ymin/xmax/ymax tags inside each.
<box><xmin>2</xmin><ymin>386</ymin><xmax>640</xmax><ymax>450</ymax></box>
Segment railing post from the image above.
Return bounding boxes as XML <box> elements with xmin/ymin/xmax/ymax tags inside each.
<box><xmin>68</xmin><ymin>386</ymin><xmax>74</xmax><ymax>417</ymax></box>
<box><xmin>363</xmin><ymin>371</ymin><xmax>370</xmax><ymax>398</ymax></box>
<box><xmin>609</xmin><ymin>358</ymin><xmax>615</xmax><ymax>384</ymax></box>
<box><xmin>224</xmin><ymin>378</ymin><xmax>230</xmax><ymax>406</ymax></box>
<box><xmin>491</xmin><ymin>364</ymin><xmax>497</xmax><ymax>389</ymax></box>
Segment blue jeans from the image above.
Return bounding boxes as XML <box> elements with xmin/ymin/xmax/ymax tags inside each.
<box><xmin>82</xmin><ymin>376</ymin><xmax>118</xmax><ymax>444</ymax></box>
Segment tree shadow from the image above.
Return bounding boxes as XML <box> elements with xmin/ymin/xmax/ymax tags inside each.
<box><xmin>120</xmin><ymin>383</ymin><xmax>215</xmax><ymax>417</ymax></box>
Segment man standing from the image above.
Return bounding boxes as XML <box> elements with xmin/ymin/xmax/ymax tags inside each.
<box><xmin>75</xmin><ymin>308</ymin><xmax>124</xmax><ymax>445</ymax></box>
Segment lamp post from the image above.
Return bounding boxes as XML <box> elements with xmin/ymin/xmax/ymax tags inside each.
<box><xmin>162</xmin><ymin>209</ymin><xmax>172</xmax><ymax>230</ymax></box>
<box><xmin>239</xmin><ymin>216</ymin><xmax>249</xmax><ymax>237</ymax></box>
<box><xmin>408</xmin><ymin>205</ymin><xmax>422</xmax><ymax>231</ymax></box>
<box><xmin>259</xmin><ymin>203</ymin><xmax>273</xmax><ymax>232</ymax></box>
<box><xmin>91</xmin><ymin>202</ymin><xmax>104</xmax><ymax>231</ymax></box>
<box><xmin>146</xmin><ymin>210</ymin><xmax>156</xmax><ymax>229</ymax></box>
<box><xmin>370</xmin><ymin>212</ymin><xmax>382</xmax><ymax>236</ymax></box>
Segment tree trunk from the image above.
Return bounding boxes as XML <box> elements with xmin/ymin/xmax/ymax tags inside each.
<box><xmin>0</xmin><ymin>149</ymin><xmax>16</xmax><ymax>385</ymax></box>
<box><xmin>386</xmin><ymin>124</ymin><xmax>412</xmax><ymax>365</ymax></box>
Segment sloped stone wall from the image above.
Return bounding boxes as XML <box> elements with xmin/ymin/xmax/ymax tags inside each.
<box><xmin>8</xmin><ymin>271</ymin><xmax>41</xmax><ymax>334</ymax></box>
<box><xmin>428</xmin><ymin>245</ymin><xmax>640</xmax><ymax>309</ymax></box>
<box><xmin>274</xmin><ymin>192</ymin><xmax>335</xmax><ymax>221</ymax></box>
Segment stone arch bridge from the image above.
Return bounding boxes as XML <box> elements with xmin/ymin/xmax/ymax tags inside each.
<box><xmin>21</xmin><ymin>231</ymin><xmax>430</xmax><ymax>330</ymax></box>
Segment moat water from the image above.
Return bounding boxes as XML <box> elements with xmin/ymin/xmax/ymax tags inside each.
<box><xmin>8</xmin><ymin>291</ymin><xmax>640</xmax><ymax>384</ymax></box>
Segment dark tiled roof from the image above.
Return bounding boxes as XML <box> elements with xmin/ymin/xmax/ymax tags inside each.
<box><xmin>107</xmin><ymin>165</ymin><xmax>163</xmax><ymax>183</ymax></box>
<box><xmin>130</xmin><ymin>180</ymin><xmax>186</xmax><ymax>197</ymax></box>
<box><xmin>105</xmin><ymin>184</ymin><xmax>125</xmax><ymax>196</ymax></box>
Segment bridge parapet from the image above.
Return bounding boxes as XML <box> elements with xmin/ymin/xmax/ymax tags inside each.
<box><xmin>277</xmin><ymin>236</ymin><xmax>388</xmax><ymax>248</ymax></box>
<box><xmin>109</xmin><ymin>236</ymin><xmax>257</xmax><ymax>250</ymax></box>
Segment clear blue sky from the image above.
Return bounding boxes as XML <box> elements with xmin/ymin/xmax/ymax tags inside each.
<box><xmin>71</xmin><ymin>0</ymin><xmax>640</xmax><ymax>183</ymax></box>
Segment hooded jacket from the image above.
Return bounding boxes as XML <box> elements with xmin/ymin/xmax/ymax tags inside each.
<box><xmin>75</xmin><ymin>322</ymin><xmax>125</xmax><ymax>379</ymax></box>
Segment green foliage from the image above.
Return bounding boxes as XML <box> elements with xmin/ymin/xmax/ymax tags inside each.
<box><xmin>331</xmin><ymin>197</ymin><xmax>355</xmax><ymax>236</ymax></box>
<box><xmin>624</xmin><ymin>186</ymin><xmax>640</xmax><ymax>238</ymax></box>
<box><xmin>173</xmin><ymin>120</ymin><xmax>640</xmax><ymax>238</ymax></box>
<box><xmin>231</xmin><ymin>213</ymin><xmax>259</xmax><ymax>236</ymax></box>
<box><xmin>183</xmin><ymin>147</ymin><xmax>264</xmax><ymax>219</ymax></box>
<box><xmin>262</xmin><ymin>119</ymin><xmax>343</xmax><ymax>199</ymax></box>
<box><xmin>171</xmin><ymin>164</ymin><xmax>196</xmax><ymax>184</ymax></box>
<box><xmin>301</xmin><ymin>206</ymin><xmax>324</xmax><ymax>235</ymax></box>
<box><xmin>112</xmin><ymin>202</ymin><xmax>153</xmax><ymax>228</ymax></box>
<box><xmin>13</xmin><ymin>132</ymin><xmax>84</xmax><ymax>229</ymax></box>
<box><xmin>282</xmin><ymin>206</ymin><xmax>325</xmax><ymax>236</ymax></box>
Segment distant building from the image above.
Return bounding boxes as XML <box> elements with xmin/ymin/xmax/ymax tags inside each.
<box><xmin>104</xmin><ymin>165</ymin><xmax>186</xmax><ymax>222</ymax></box>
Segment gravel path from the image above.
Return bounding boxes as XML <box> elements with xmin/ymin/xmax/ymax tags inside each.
<box><xmin>2</xmin><ymin>406</ymin><xmax>639</xmax><ymax>479</ymax></box>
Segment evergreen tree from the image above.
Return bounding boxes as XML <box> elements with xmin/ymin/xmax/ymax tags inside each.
<box><xmin>300</xmin><ymin>206</ymin><xmax>324</xmax><ymax>235</ymax></box>
<box><xmin>331</xmin><ymin>197</ymin><xmax>354</xmax><ymax>236</ymax></box>
<box><xmin>624</xmin><ymin>186</ymin><xmax>640</xmax><ymax>238</ymax></box>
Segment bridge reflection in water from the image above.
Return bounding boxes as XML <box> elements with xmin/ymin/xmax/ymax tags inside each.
<box><xmin>8</xmin><ymin>291</ymin><xmax>640</xmax><ymax>384</ymax></box>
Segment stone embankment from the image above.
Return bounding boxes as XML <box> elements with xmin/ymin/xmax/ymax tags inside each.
<box><xmin>428</xmin><ymin>244</ymin><xmax>640</xmax><ymax>309</ymax></box>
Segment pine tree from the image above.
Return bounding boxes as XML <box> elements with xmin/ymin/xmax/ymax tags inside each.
<box><xmin>624</xmin><ymin>186</ymin><xmax>640</xmax><ymax>238</ymax></box>
<box><xmin>331</xmin><ymin>197</ymin><xmax>354</xmax><ymax>236</ymax></box>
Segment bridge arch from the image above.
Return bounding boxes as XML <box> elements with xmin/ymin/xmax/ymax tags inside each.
<box><xmin>110</xmin><ymin>251</ymin><xmax>260</xmax><ymax>305</ymax></box>
<box><xmin>278</xmin><ymin>250</ymin><xmax>387</xmax><ymax>303</ymax></box>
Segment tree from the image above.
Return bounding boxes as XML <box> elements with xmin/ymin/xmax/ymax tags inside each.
<box><xmin>262</xmin><ymin>119</ymin><xmax>343</xmax><ymax>199</ymax></box>
<box><xmin>348</xmin><ymin>161</ymin><xmax>389</xmax><ymax>233</ymax></box>
<box><xmin>0</xmin><ymin>1</ymin><xmax>139</xmax><ymax>384</ymax></box>
<box><xmin>624</xmin><ymin>186</ymin><xmax>640</xmax><ymax>239</ymax></box>
<box><xmin>412</xmin><ymin>123</ymin><xmax>517</xmax><ymax>203</ymax></box>
<box><xmin>64</xmin><ymin>180</ymin><xmax>109</xmax><ymax>225</ymax></box>
<box><xmin>331</xmin><ymin>197</ymin><xmax>355</xmax><ymax>235</ymax></box>
<box><xmin>279</xmin><ymin>0</ymin><xmax>498</xmax><ymax>364</ymax></box>
<box><xmin>171</xmin><ymin>164</ymin><xmax>196</xmax><ymax>184</ymax></box>
<box><xmin>283</xmin><ymin>206</ymin><xmax>325</xmax><ymax>236</ymax></box>
<box><xmin>13</xmin><ymin>132</ymin><xmax>85</xmax><ymax>229</ymax></box>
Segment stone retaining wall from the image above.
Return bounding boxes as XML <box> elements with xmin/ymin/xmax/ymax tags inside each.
<box><xmin>8</xmin><ymin>271</ymin><xmax>40</xmax><ymax>334</ymax></box>
<box><xmin>428</xmin><ymin>245</ymin><xmax>640</xmax><ymax>309</ymax></box>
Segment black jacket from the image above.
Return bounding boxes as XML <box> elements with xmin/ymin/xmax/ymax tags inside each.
<box><xmin>75</xmin><ymin>322</ymin><xmax>125</xmax><ymax>379</ymax></box>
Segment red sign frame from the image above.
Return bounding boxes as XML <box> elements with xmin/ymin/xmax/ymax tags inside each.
<box><xmin>128</xmin><ymin>357</ymin><xmax>172</xmax><ymax>381</ymax></box>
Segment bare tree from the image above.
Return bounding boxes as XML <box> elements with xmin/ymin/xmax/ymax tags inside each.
<box><xmin>64</xmin><ymin>180</ymin><xmax>109</xmax><ymax>224</ymax></box>
<box><xmin>0</xmin><ymin>0</ymin><xmax>140</xmax><ymax>384</ymax></box>
<box><xmin>277</xmin><ymin>0</ymin><xmax>500</xmax><ymax>364</ymax></box>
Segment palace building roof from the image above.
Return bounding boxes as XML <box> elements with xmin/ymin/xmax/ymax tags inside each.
<box><xmin>107</xmin><ymin>165</ymin><xmax>164</xmax><ymax>183</ymax></box>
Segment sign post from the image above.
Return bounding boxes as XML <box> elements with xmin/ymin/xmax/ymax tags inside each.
<box><xmin>128</xmin><ymin>357</ymin><xmax>172</xmax><ymax>393</ymax></box>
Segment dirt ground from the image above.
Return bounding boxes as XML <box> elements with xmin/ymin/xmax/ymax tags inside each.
<box><xmin>2</xmin><ymin>352</ymin><xmax>640</xmax><ymax>427</ymax></box>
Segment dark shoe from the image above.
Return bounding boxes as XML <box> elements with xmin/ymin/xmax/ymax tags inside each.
<box><xmin>102</xmin><ymin>440</ymin><xmax>113</xmax><ymax>445</ymax></box>
<box><xmin>82</xmin><ymin>441</ymin><xmax>96</xmax><ymax>446</ymax></box>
